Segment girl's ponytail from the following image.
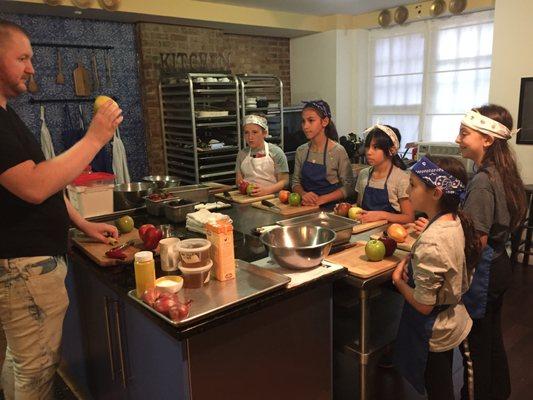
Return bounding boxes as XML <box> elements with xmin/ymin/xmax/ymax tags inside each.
<box><xmin>457</xmin><ymin>209</ymin><xmax>481</xmax><ymax>271</ymax></box>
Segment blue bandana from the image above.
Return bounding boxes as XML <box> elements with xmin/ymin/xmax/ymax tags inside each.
<box><xmin>302</xmin><ymin>99</ymin><xmax>332</xmax><ymax>119</ymax></box>
<box><xmin>411</xmin><ymin>156</ymin><xmax>466</xmax><ymax>196</ymax></box>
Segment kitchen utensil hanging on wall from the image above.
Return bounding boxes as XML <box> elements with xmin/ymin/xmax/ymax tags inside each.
<box><xmin>98</xmin><ymin>0</ymin><xmax>121</xmax><ymax>11</ymax></box>
<box><xmin>28</xmin><ymin>74</ymin><xmax>39</xmax><ymax>93</ymax></box>
<box><xmin>56</xmin><ymin>49</ymin><xmax>65</xmax><ymax>84</ymax></box>
<box><xmin>449</xmin><ymin>0</ymin><xmax>467</xmax><ymax>15</ymax></box>
<box><xmin>73</xmin><ymin>55</ymin><xmax>92</xmax><ymax>96</ymax></box>
<box><xmin>43</xmin><ymin>0</ymin><xmax>63</xmax><ymax>5</ymax></box>
<box><xmin>429</xmin><ymin>0</ymin><xmax>446</xmax><ymax>17</ymax></box>
<box><xmin>378</xmin><ymin>9</ymin><xmax>392</xmax><ymax>28</ymax></box>
<box><xmin>71</xmin><ymin>0</ymin><xmax>95</xmax><ymax>8</ymax></box>
<box><xmin>394</xmin><ymin>6</ymin><xmax>409</xmax><ymax>25</ymax></box>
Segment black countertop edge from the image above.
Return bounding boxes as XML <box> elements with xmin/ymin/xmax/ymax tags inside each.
<box><xmin>69</xmin><ymin>249</ymin><xmax>346</xmax><ymax>341</ymax></box>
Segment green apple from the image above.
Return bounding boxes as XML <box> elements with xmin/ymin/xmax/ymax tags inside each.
<box><xmin>246</xmin><ymin>183</ymin><xmax>256</xmax><ymax>196</ymax></box>
<box><xmin>348</xmin><ymin>206</ymin><xmax>364</xmax><ymax>220</ymax></box>
<box><xmin>288</xmin><ymin>192</ymin><xmax>302</xmax><ymax>207</ymax></box>
<box><xmin>365</xmin><ymin>239</ymin><xmax>386</xmax><ymax>262</ymax></box>
<box><xmin>115</xmin><ymin>215</ymin><xmax>134</xmax><ymax>234</ymax></box>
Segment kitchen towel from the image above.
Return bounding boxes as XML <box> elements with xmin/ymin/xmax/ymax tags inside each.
<box><xmin>112</xmin><ymin>128</ymin><xmax>130</xmax><ymax>184</ymax></box>
<box><xmin>185</xmin><ymin>209</ymin><xmax>232</xmax><ymax>234</ymax></box>
<box><xmin>39</xmin><ymin>106</ymin><xmax>55</xmax><ymax>160</ymax></box>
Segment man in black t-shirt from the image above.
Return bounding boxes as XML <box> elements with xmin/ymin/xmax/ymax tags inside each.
<box><xmin>0</xmin><ymin>20</ymin><xmax>123</xmax><ymax>399</ymax></box>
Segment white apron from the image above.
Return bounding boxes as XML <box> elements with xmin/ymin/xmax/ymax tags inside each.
<box><xmin>39</xmin><ymin>106</ymin><xmax>55</xmax><ymax>160</ymax></box>
<box><xmin>112</xmin><ymin>127</ymin><xmax>130</xmax><ymax>184</ymax></box>
<box><xmin>240</xmin><ymin>141</ymin><xmax>277</xmax><ymax>187</ymax></box>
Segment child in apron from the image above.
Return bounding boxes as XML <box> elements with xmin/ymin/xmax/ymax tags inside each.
<box><xmin>392</xmin><ymin>156</ymin><xmax>480</xmax><ymax>400</ymax></box>
<box><xmin>456</xmin><ymin>105</ymin><xmax>527</xmax><ymax>399</ymax></box>
<box><xmin>291</xmin><ymin>100</ymin><xmax>354</xmax><ymax>206</ymax></box>
<box><xmin>235</xmin><ymin>114</ymin><xmax>289</xmax><ymax>196</ymax></box>
<box><xmin>355</xmin><ymin>124</ymin><xmax>414</xmax><ymax>224</ymax></box>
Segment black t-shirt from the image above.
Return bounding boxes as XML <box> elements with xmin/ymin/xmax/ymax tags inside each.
<box><xmin>0</xmin><ymin>105</ymin><xmax>70</xmax><ymax>258</ymax></box>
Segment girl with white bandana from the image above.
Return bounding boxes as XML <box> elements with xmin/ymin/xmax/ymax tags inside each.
<box><xmin>235</xmin><ymin>114</ymin><xmax>289</xmax><ymax>196</ymax></box>
<box><xmin>355</xmin><ymin>124</ymin><xmax>415</xmax><ymax>224</ymax></box>
<box><xmin>455</xmin><ymin>104</ymin><xmax>527</xmax><ymax>399</ymax></box>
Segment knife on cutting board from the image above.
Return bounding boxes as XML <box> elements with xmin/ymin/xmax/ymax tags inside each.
<box><xmin>261</xmin><ymin>199</ymin><xmax>281</xmax><ymax>212</ymax></box>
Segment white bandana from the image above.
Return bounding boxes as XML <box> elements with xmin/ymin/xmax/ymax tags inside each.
<box><xmin>243</xmin><ymin>115</ymin><xmax>268</xmax><ymax>132</ymax></box>
<box><xmin>364</xmin><ymin>124</ymin><xmax>400</xmax><ymax>153</ymax></box>
<box><xmin>461</xmin><ymin>110</ymin><xmax>517</xmax><ymax>140</ymax></box>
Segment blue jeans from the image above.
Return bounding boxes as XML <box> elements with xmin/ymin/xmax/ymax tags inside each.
<box><xmin>0</xmin><ymin>256</ymin><xmax>69</xmax><ymax>400</ymax></box>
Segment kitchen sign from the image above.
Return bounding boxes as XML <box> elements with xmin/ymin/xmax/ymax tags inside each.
<box><xmin>160</xmin><ymin>51</ymin><xmax>232</xmax><ymax>74</ymax></box>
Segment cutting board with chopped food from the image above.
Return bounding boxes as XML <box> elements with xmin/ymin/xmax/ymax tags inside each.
<box><xmin>324</xmin><ymin>241</ymin><xmax>402</xmax><ymax>278</ymax></box>
<box><xmin>370</xmin><ymin>226</ymin><xmax>418</xmax><ymax>252</ymax></box>
<box><xmin>214</xmin><ymin>190</ymin><xmax>274</xmax><ymax>204</ymax></box>
<box><xmin>251</xmin><ymin>198</ymin><xmax>320</xmax><ymax>217</ymax></box>
<box><xmin>352</xmin><ymin>219</ymin><xmax>388</xmax><ymax>234</ymax></box>
<box><xmin>71</xmin><ymin>227</ymin><xmax>143</xmax><ymax>267</ymax></box>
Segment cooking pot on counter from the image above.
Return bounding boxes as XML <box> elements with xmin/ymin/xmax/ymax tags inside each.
<box><xmin>114</xmin><ymin>182</ymin><xmax>156</xmax><ymax>211</ymax></box>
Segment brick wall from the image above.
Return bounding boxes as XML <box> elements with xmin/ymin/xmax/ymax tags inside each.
<box><xmin>136</xmin><ymin>23</ymin><xmax>291</xmax><ymax>175</ymax></box>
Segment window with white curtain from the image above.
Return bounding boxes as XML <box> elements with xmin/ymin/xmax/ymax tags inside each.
<box><xmin>367</xmin><ymin>10</ymin><xmax>494</xmax><ymax>148</ymax></box>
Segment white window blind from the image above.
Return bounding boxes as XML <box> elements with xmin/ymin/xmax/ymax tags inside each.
<box><xmin>368</xmin><ymin>10</ymin><xmax>494</xmax><ymax>148</ymax></box>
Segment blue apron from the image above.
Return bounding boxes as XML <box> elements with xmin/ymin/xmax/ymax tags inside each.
<box><xmin>361</xmin><ymin>165</ymin><xmax>397</xmax><ymax>213</ymax></box>
<box><xmin>462</xmin><ymin>244</ymin><xmax>494</xmax><ymax>319</ymax></box>
<box><xmin>300</xmin><ymin>140</ymin><xmax>341</xmax><ymax>196</ymax></box>
<box><xmin>394</xmin><ymin>213</ymin><xmax>449</xmax><ymax>395</ymax></box>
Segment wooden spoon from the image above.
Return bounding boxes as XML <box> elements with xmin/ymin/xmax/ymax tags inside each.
<box><xmin>28</xmin><ymin>74</ymin><xmax>38</xmax><ymax>93</ymax></box>
<box><xmin>56</xmin><ymin>49</ymin><xmax>65</xmax><ymax>85</ymax></box>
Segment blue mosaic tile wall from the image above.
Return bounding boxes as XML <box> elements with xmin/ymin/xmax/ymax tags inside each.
<box><xmin>0</xmin><ymin>13</ymin><xmax>148</xmax><ymax>181</ymax></box>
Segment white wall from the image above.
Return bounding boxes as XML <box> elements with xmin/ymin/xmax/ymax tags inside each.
<box><xmin>490</xmin><ymin>0</ymin><xmax>533</xmax><ymax>183</ymax></box>
<box><xmin>290</xmin><ymin>29</ymin><xmax>368</xmax><ymax>136</ymax></box>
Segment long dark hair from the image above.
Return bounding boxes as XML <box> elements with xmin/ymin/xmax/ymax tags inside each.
<box><xmin>364</xmin><ymin>125</ymin><xmax>407</xmax><ymax>170</ymax></box>
<box><xmin>303</xmin><ymin>100</ymin><xmax>338</xmax><ymax>141</ymax></box>
<box><xmin>474</xmin><ymin>104</ymin><xmax>527</xmax><ymax>231</ymax></box>
<box><xmin>427</xmin><ymin>156</ymin><xmax>481</xmax><ymax>270</ymax></box>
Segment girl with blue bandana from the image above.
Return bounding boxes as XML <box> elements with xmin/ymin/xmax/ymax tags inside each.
<box><xmin>355</xmin><ymin>124</ymin><xmax>415</xmax><ymax>224</ymax></box>
<box><xmin>392</xmin><ymin>156</ymin><xmax>480</xmax><ymax>399</ymax></box>
<box><xmin>292</xmin><ymin>100</ymin><xmax>354</xmax><ymax>206</ymax></box>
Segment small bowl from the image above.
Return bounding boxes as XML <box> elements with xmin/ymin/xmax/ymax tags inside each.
<box><xmin>155</xmin><ymin>276</ymin><xmax>183</xmax><ymax>294</ymax></box>
<box><xmin>114</xmin><ymin>182</ymin><xmax>156</xmax><ymax>210</ymax></box>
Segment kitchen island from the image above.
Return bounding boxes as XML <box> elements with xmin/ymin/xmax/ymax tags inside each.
<box><xmin>61</xmin><ymin>203</ymin><xmax>345</xmax><ymax>400</ymax></box>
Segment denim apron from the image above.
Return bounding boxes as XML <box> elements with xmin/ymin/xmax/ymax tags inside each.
<box><xmin>462</xmin><ymin>244</ymin><xmax>494</xmax><ymax>319</ymax></box>
<box><xmin>394</xmin><ymin>213</ymin><xmax>449</xmax><ymax>394</ymax></box>
<box><xmin>361</xmin><ymin>165</ymin><xmax>397</xmax><ymax>213</ymax></box>
<box><xmin>300</xmin><ymin>140</ymin><xmax>341</xmax><ymax>196</ymax></box>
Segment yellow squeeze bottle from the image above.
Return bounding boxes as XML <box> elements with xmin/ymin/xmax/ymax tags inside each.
<box><xmin>134</xmin><ymin>251</ymin><xmax>156</xmax><ymax>297</ymax></box>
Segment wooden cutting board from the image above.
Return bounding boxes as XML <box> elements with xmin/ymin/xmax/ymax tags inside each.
<box><xmin>324</xmin><ymin>241</ymin><xmax>401</xmax><ymax>279</ymax></box>
<box><xmin>72</xmin><ymin>228</ymin><xmax>144</xmax><ymax>267</ymax></box>
<box><xmin>370</xmin><ymin>226</ymin><xmax>418</xmax><ymax>252</ymax></box>
<box><xmin>73</xmin><ymin>61</ymin><xmax>91</xmax><ymax>96</ymax></box>
<box><xmin>352</xmin><ymin>219</ymin><xmax>388</xmax><ymax>234</ymax></box>
<box><xmin>251</xmin><ymin>198</ymin><xmax>320</xmax><ymax>217</ymax></box>
<box><xmin>203</xmin><ymin>182</ymin><xmax>235</xmax><ymax>194</ymax></box>
<box><xmin>214</xmin><ymin>190</ymin><xmax>274</xmax><ymax>204</ymax></box>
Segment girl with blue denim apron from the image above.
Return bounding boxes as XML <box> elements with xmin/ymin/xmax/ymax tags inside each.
<box><xmin>456</xmin><ymin>106</ymin><xmax>527</xmax><ymax>400</ymax></box>
<box><xmin>392</xmin><ymin>156</ymin><xmax>478</xmax><ymax>400</ymax></box>
<box><xmin>356</xmin><ymin>124</ymin><xmax>414</xmax><ymax>224</ymax></box>
<box><xmin>292</xmin><ymin>100</ymin><xmax>353</xmax><ymax>208</ymax></box>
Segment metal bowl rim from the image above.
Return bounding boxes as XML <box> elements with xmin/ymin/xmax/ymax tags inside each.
<box><xmin>259</xmin><ymin>225</ymin><xmax>337</xmax><ymax>250</ymax></box>
<box><xmin>142</xmin><ymin>175</ymin><xmax>181</xmax><ymax>183</ymax></box>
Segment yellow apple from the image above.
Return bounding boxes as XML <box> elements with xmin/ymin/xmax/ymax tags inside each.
<box><xmin>348</xmin><ymin>206</ymin><xmax>364</xmax><ymax>220</ymax></box>
<box><xmin>94</xmin><ymin>95</ymin><xmax>117</xmax><ymax>113</ymax></box>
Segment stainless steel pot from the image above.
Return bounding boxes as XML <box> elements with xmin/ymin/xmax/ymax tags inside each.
<box><xmin>114</xmin><ymin>182</ymin><xmax>156</xmax><ymax>210</ymax></box>
<box><xmin>142</xmin><ymin>175</ymin><xmax>181</xmax><ymax>189</ymax></box>
<box><xmin>260</xmin><ymin>225</ymin><xmax>336</xmax><ymax>270</ymax></box>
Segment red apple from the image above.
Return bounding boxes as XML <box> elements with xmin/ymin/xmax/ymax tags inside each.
<box><xmin>378</xmin><ymin>236</ymin><xmax>397</xmax><ymax>257</ymax></box>
<box><xmin>143</xmin><ymin>226</ymin><xmax>162</xmax><ymax>250</ymax></box>
<box><xmin>278</xmin><ymin>190</ymin><xmax>290</xmax><ymax>204</ymax></box>
<box><xmin>334</xmin><ymin>202</ymin><xmax>352</xmax><ymax>217</ymax></box>
<box><xmin>238</xmin><ymin>180</ymin><xmax>249</xmax><ymax>195</ymax></box>
<box><xmin>139</xmin><ymin>224</ymin><xmax>156</xmax><ymax>241</ymax></box>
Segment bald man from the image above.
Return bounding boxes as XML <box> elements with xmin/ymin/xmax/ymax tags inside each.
<box><xmin>0</xmin><ymin>20</ymin><xmax>122</xmax><ymax>399</ymax></box>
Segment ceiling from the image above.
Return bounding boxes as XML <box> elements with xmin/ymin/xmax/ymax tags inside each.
<box><xmin>195</xmin><ymin>0</ymin><xmax>416</xmax><ymax>16</ymax></box>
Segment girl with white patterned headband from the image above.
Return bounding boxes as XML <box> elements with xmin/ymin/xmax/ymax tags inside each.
<box><xmin>455</xmin><ymin>104</ymin><xmax>527</xmax><ymax>399</ymax></box>
<box><xmin>393</xmin><ymin>155</ymin><xmax>480</xmax><ymax>399</ymax></box>
<box><xmin>235</xmin><ymin>114</ymin><xmax>289</xmax><ymax>197</ymax></box>
<box><xmin>354</xmin><ymin>124</ymin><xmax>415</xmax><ymax>225</ymax></box>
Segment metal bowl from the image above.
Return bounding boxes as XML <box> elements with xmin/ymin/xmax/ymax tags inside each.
<box><xmin>260</xmin><ymin>225</ymin><xmax>336</xmax><ymax>270</ymax></box>
<box><xmin>114</xmin><ymin>182</ymin><xmax>156</xmax><ymax>210</ymax></box>
<box><xmin>142</xmin><ymin>175</ymin><xmax>181</xmax><ymax>189</ymax></box>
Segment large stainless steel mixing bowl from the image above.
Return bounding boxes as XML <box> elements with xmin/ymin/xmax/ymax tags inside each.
<box><xmin>114</xmin><ymin>182</ymin><xmax>156</xmax><ymax>210</ymax></box>
<box><xmin>260</xmin><ymin>225</ymin><xmax>336</xmax><ymax>269</ymax></box>
<box><xmin>142</xmin><ymin>175</ymin><xmax>181</xmax><ymax>189</ymax></box>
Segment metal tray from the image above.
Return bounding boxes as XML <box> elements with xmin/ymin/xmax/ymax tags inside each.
<box><xmin>277</xmin><ymin>212</ymin><xmax>359</xmax><ymax>245</ymax></box>
<box><xmin>164</xmin><ymin>199</ymin><xmax>198</xmax><ymax>223</ymax></box>
<box><xmin>127</xmin><ymin>259</ymin><xmax>290</xmax><ymax>326</ymax></box>
<box><xmin>163</xmin><ymin>184</ymin><xmax>210</xmax><ymax>203</ymax></box>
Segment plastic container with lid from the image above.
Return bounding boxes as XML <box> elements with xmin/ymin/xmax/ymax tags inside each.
<box><xmin>176</xmin><ymin>238</ymin><xmax>211</xmax><ymax>269</ymax></box>
<box><xmin>179</xmin><ymin>260</ymin><xmax>212</xmax><ymax>289</ymax></box>
<box><xmin>134</xmin><ymin>251</ymin><xmax>156</xmax><ymax>298</ymax></box>
<box><xmin>67</xmin><ymin>172</ymin><xmax>115</xmax><ymax>218</ymax></box>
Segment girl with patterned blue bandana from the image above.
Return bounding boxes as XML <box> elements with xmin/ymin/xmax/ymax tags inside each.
<box><xmin>456</xmin><ymin>104</ymin><xmax>527</xmax><ymax>400</ymax></box>
<box><xmin>355</xmin><ymin>124</ymin><xmax>415</xmax><ymax>224</ymax></box>
<box><xmin>392</xmin><ymin>156</ymin><xmax>481</xmax><ymax>400</ymax></box>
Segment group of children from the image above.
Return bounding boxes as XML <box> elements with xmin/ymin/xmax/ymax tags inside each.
<box><xmin>236</xmin><ymin>99</ymin><xmax>526</xmax><ymax>399</ymax></box>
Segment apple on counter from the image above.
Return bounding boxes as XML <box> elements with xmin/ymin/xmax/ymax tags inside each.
<box><xmin>238</xmin><ymin>180</ymin><xmax>249</xmax><ymax>195</ymax></box>
<box><xmin>387</xmin><ymin>223</ymin><xmax>409</xmax><ymax>243</ymax></box>
<box><xmin>348</xmin><ymin>206</ymin><xmax>364</xmax><ymax>220</ymax></box>
<box><xmin>246</xmin><ymin>183</ymin><xmax>256</xmax><ymax>196</ymax></box>
<box><xmin>378</xmin><ymin>236</ymin><xmax>397</xmax><ymax>257</ymax></box>
<box><xmin>278</xmin><ymin>190</ymin><xmax>290</xmax><ymax>204</ymax></box>
<box><xmin>138</xmin><ymin>224</ymin><xmax>162</xmax><ymax>250</ymax></box>
<box><xmin>334</xmin><ymin>202</ymin><xmax>352</xmax><ymax>217</ymax></box>
<box><xmin>288</xmin><ymin>192</ymin><xmax>302</xmax><ymax>207</ymax></box>
<box><xmin>365</xmin><ymin>239</ymin><xmax>386</xmax><ymax>262</ymax></box>
<box><xmin>115</xmin><ymin>215</ymin><xmax>134</xmax><ymax>234</ymax></box>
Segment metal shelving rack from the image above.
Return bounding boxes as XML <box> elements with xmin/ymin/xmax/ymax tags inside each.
<box><xmin>237</xmin><ymin>74</ymin><xmax>284</xmax><ymax>149</ymax></box>
<box><xmin>159</xmin><ymin>73</ymin><xmax>241</xmax><ymax>185</ymax></box>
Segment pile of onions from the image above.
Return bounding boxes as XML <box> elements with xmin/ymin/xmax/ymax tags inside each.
<box><xmin>141</xmin><ymin>288</ymin><xmax>192</xmax><ymax>322</ymax></box>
